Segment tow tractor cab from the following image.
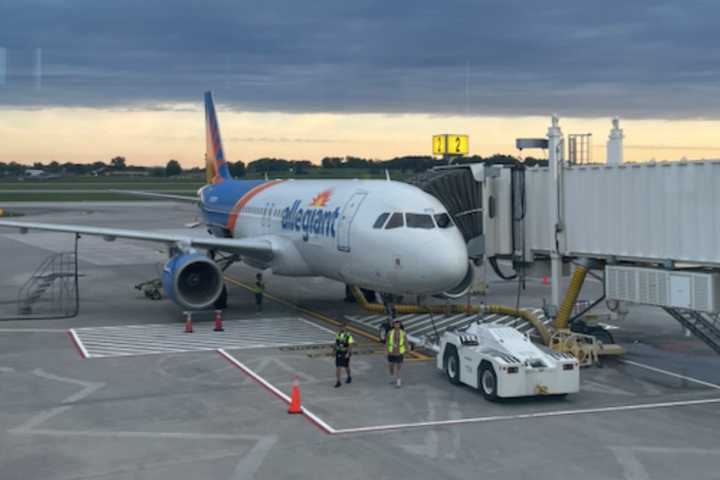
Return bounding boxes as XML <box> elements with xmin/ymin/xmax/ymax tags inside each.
<box><xmin>437</xmin><ymin>323</ymin><xmax>579</xmax><ymax>401</ymax></box>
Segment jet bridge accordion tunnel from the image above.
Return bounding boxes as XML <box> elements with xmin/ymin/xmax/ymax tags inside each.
<box><xmin>409</xmin><ymin>161</ymin><xmax>531</xmax><ymax>268</ymax></box>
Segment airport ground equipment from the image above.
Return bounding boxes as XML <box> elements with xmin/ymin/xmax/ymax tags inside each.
<box><xmin>552</xmin><ymin>259</ymin><xmax>593</xmax><ymax>330</ymax></box>
<box><xmin>346</xmin><ymin>285</ymin><xmax>625</xmax><ymax>361</ymax></box>
<box><xmin>15</xmin><ymin>251</ymin><xmax>78</xmax><ymax>318</ymax></box>
<box><xmin>348</xmin><ymin>286</ymin><xmax>549</xmax><ymax>341</ymax></box>
<box><xmin>437</xmin><ymin>323</ymin><xmax>579</xmax><ymax>400</ymax></box>
<box><xmin>548</xmin><ymin>330</ymin><xmax>600</xmax><ymax>368</ymax></box>
<box><xmin>134</xmin><ymin>279</ymin><xmax>162</xmax><ymax>300</ymax></box>
<box><xmin>345</xmin><ymin>307</ymin><xmax>552</xmax><ymax>351</ymax></box>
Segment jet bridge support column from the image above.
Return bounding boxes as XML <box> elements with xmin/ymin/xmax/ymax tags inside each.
<box><xmin>547</xmin><ymin>115</ymin><xmax>564</xmax><ymax>313</ymax></box>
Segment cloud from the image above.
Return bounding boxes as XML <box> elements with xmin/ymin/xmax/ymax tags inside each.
<box><xmin>1</xmin><ymin>0</ymin><xmax>719</xmax><ymax>118</ymax></box>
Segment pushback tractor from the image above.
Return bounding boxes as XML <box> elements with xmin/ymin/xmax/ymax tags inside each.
<box><xmin>438</xmin><ymin>323</ymin><xmax>579</xmax><ymax>401</ymax></box>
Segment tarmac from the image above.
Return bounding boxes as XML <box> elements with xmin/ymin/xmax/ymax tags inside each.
<box><xmin>1</xmin><ymin>202</ymin><xmax>720</xmax><ymax>480</ymax></box>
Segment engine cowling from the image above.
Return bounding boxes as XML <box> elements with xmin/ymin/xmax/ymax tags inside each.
<box><xmin>438</xmin><ymin>261</ymin><xmax>475</xmax><ymax>299</ymax></box>
<box><xmin>162</xmin><ymin>253</ymin><xmax>224</xmax><ymax>310</ymax></box>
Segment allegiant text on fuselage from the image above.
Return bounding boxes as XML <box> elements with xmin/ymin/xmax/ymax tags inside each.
<box><xmin>281</xmin><ymin>200</ymin><xmax>341</xmax><ymax>237</ymax></box>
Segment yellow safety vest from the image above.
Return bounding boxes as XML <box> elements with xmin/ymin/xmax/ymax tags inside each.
<box><xmin>335</xmin><ymin>331</ymin><xmax>353</xmax><ymax>353</ymax></box>
<box><xmin>386</xmin><ymin>329</ymin><xmax>406</xmax><ymax>355</ymax></box>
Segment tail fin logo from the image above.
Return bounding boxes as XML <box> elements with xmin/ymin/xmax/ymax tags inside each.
<box><xmin>204</xmin><ymin>91</ymin><xmax>231</xmax><ymax>184</ymax></box>
<box><xmin>309</xmin><ymin>189</ymin><xmax>332</xmax><ymax>207</ymax></box>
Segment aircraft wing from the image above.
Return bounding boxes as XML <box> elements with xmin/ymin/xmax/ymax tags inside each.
<box><xmin>0</xmin><ymin>220</ymin><xmax>273</xmax><ymax>263</ymax></box>
<box><xmin>108</xmin><ymin>190</ymin><xmax>199</xmax><ymax>203</ymax></box>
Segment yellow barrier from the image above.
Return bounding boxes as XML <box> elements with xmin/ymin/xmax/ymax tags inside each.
<box><xmin>553</xmin><ymin>263</ymin><xmax>589</xmax><ymax>330</ymax></box>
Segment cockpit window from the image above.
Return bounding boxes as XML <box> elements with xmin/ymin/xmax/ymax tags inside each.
<box><xmin>406</xmin><ymin>213</ymin><xmax>435</xmax><ymax>229</ymax></box>
<box><xmin>373</xmin><ymin>212</ymin><xmax>390</xmax><ymax>229</ymax></box>
<box><xmin>385</xmin><ymin>212</ymin><xmax>404</xmax><ymax>229</ymax></box>
<box><xmin>434</xmin><ymin>213</ymin><xmax>453</xmax><ymax>228</ymax></box>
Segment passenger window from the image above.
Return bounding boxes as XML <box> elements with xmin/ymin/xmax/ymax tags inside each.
<box><xmin>373</xmin><ymin>212</ymin><xmax>390</xmax><ymax>229</ymax></box>
<box><xmin>406</xmin><ymin>213</ymin><xmax>435</xmax><ymax>229</ymax></box>
<box><xmin>434</xmin><ymin>213</ymin><xmax>453</xmax><ymax>228</ymax></box>
<box><xmin>385</xmin><ymin>212</ymin><xmax>404</xmax><ymax>229</ymax></box>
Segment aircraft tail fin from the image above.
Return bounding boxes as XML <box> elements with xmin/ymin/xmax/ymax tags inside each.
<box><xmin>204</xmin><ymin>91</ymin><xmax>232</xmax><ymax>184</ymax></box>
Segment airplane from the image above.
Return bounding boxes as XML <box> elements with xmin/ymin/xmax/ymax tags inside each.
<box><xmin>21</xmin><ymin>168</ymin><xmax>64</xmax><ymax>180</ymax></box>
<box><xmin>0</xmin><ymin>92</ymin><xmax>472</xmax><ymax>311</ymax></box>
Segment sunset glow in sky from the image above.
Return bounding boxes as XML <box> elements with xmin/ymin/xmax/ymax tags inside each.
<box><xmin>2</xmin><ymin>107</ymin><xmax>720</xmax><ymax>167</ymax></box>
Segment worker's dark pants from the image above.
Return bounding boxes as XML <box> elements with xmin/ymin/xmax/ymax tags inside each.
<box><xmin>255</xmin><ymin>293</ymin><xmax>263</xmax><ymax>311</ymax></box>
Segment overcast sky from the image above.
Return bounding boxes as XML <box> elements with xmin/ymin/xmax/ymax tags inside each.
<box><xmin>1</xmin><ymin>0</ymin><xmax>719</xmax><ymax>118</ymax></box>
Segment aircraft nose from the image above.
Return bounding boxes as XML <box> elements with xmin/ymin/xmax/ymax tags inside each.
<box><xmin>422</xmin><ymin>234</ymin><xmax>468</xmax><ymax>291</ymax></box>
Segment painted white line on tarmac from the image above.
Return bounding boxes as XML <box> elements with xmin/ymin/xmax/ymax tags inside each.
<box><xmin>217</xmin><ymin>349</ymin><xmax>336</xmax><ymax>434</ymax></box>
<box><xmin>299</xmin><ymin>317</ymin><xmax>337</xmax><ymax>335</ymax></box>
<box><xmin>32</xmin><ymin>368</ymin><xmax>105</xmax><ymax>403</ymax></box>
<box><xmin>218</xmin><ymin>348</ymin><xmax>293</xmax><ymax>404</ymax></box>
<box><xmin>9</xmin><ymin>406</ymin><xmax>74</xmax><ymax>434</ymax></box>
<box><xmin>70</xmin><ymin>316</ymin><xmax>333</xmax><ymax>358</ymax></box>
<box><xmin>0</xmin><ymin>328</ymin><xmax>66</xmax><ymax>333</ymax></box>
<box><xmin>621</xmin><ymin>359</ymin><xmax>720</xmax><ymax>390</ymax></box>
<box><xmin>10</xmin><ymin>369</ymin><xmax>106</xmax><ymax>434</ymax></box>
<box><xmin>14</xmin><ymin>428</ymin><xmax>276</xmax><ymax>440</ymax></box>
<box><xmin>330</xmin><ymin>397</ymin><xmax>720</xmax><ymax>435</ymax></box>
<box><xmin>610</xmin><ymin>447</ymin><xmax>651</xmax><ymax>480</ymax></box>
<box><xmin>68</xmin><ymin>329</ymin><xmax>90</xmax><ymax>358</ymax></box>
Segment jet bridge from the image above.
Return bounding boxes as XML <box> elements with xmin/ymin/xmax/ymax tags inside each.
<box><xmin>414</xmin><ymin>117</ymin><xmax>720</xmax><ymax>354</ymax></box>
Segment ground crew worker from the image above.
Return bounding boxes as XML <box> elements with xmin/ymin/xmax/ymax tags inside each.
<box><xmin>255</xmin><ymin>273</ymin><xmax>265</xmax><ymax>312</ymax></box>
<box><xmin>386</xmin><ymin>319</ymin><xmax>406</xmax><ymax>387</ymax></box>
<box><xmin>334</xmin><ymin>321</ymin><xmax>353</xmax><ymax>388</ymax></box>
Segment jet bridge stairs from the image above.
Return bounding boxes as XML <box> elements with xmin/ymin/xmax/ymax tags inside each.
<box><xmin>663</xmin><ymin>308</ymin><xmax>720</xmax><ymax>354</ymax></box>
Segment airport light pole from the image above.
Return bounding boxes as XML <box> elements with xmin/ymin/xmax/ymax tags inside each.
<box><xmin>547</xmin><ymin>115</ymin><xmax>564</xmax><ymax>314</ymax></box>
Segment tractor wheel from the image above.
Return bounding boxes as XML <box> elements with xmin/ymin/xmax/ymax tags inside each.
<box><xmin>478</xmin><ymin>362</ymin><xmax>499</xmax><ymax>401</ymax></box>
<box><xmin>444</xmin><ymin>345</ymin><xmax>461</xmax><ymax>385</ymax></box>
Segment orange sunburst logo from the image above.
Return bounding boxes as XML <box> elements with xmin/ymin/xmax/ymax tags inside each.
<box><xmin>309</xmin><ymin>189</ymin><xmax>332</xmax><ymax>207</ymax></box>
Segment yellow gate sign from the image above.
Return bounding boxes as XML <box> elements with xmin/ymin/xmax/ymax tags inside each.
<box><xmin>432</xmin><ymin>134</ymin><xmax>468</xmax><ymax>156</ymax></box>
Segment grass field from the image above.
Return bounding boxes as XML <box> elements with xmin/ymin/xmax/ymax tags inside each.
<box><xmin>0</xmin><ymin>168</ymin><xmax>408</xmax><ymax>202</ymax></box>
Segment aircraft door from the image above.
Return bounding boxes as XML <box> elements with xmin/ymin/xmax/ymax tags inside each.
<box><xmin>260</xmin><ymin>202</ymin><xmax>272</xmax><ymax>233</ymax></box>
<box><xmin>336</xmin><ymin>192</ymin><xmax>367</xmax><ymax>252</ymax></box>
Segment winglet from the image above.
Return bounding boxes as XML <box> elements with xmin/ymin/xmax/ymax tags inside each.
<box><xmin>204</xmin><ymin>91</ymin><xmax>232</xmax><ymax>184</ymax></box>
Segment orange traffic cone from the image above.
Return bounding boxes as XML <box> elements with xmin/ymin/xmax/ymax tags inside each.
<box><xmin>542</xmin><ymin>275</ymin><xmax>550</xmax><ymax>285</ymax></box>
<box><xmin>213</xmin><ymin>309</ymin><xmax>224</xmax><ymax>332</ymax></box>
<box><xmin>288</xmin><ymin>377</ymin><xmax>302</xmax><ymax>414</ymax></box>
<box><xmin>183</xmin><ymin>311</ymin><xmax>193</xmax><ymax>333</ymax></box>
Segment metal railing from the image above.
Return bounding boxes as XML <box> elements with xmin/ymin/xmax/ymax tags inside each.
<box><xmin>664</xmin><ymin>307</ymin><xmax>720</xmax><ymax>355</ymax></box>
<box><xmin>14</xmin><ymin>250</ymin><xmax>78</xmax><ymax>318</ymax></box>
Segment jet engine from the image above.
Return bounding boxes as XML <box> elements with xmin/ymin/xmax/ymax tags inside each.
<box><xmin>162</xmin><ymin>253</ymin><xmax>224</xmax><ymax>310</ymax></box>
<box><xmin>439</xmin><ymin>261</ymin><xmax>475</xmax><ymax>299</ymax></box>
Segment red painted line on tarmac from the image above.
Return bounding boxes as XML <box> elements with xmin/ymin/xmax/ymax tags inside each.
<box><xmin>67</xmin><ymin>330</ymin><xmax>87</xmax><ymax>359</ymax></box>
<box><xmin>217</xmin><ymin>349</ymin><xmax>334</xmax><ymax>435</ymax></box>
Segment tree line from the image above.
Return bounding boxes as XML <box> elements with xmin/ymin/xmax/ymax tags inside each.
<box><xmin>0</xmin><ymin>157</ymin><xmax>194</xmax><ymax>177</ymax></box>
<box><xmin>0</xmin><ymin>154</ymin><xmax>545</xmax><ymax>178</ymax></box>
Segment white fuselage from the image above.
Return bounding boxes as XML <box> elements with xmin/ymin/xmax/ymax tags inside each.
<box><xmin>211</xmin><ymin>179</ymin><xmax>469</xmax><ymax>295</ymax></box>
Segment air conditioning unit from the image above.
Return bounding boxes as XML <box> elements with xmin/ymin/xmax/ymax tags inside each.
<box><xmin>606</xmin><ymin>266</ymin><xmax>720</xmax><ymax>313</ymax></box>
